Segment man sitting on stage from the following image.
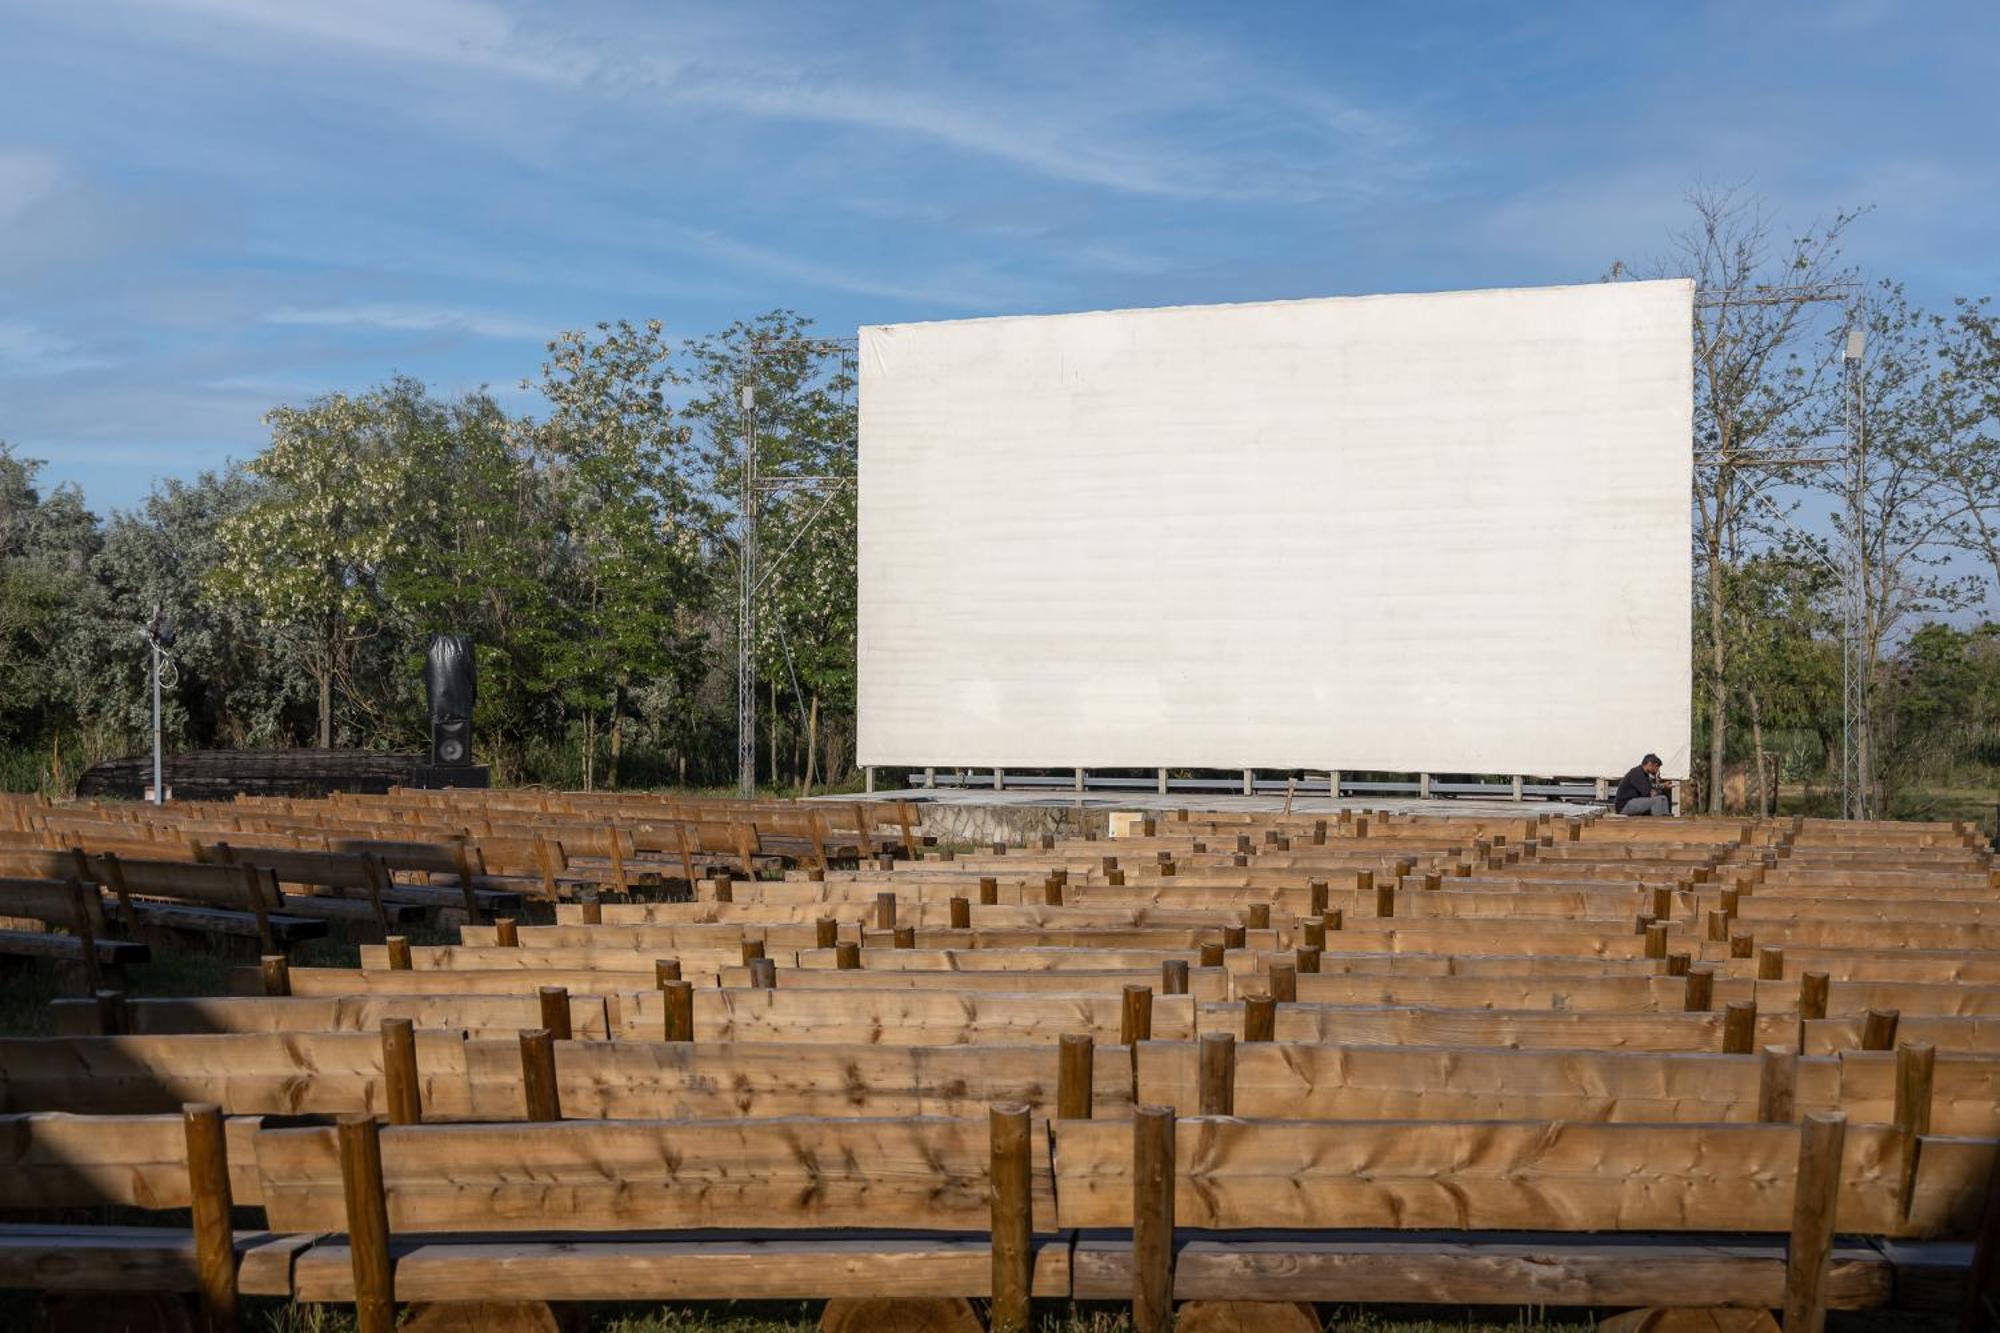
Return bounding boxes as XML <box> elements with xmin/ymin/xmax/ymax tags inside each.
<box><xmin>1614</xmin><ymin>754</ymin><xmax>1671</xmax><ymax>816</ymax></box>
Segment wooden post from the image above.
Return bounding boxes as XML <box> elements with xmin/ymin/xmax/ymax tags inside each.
<box><xmin>1296</xmin><ymin>947</ymin><xmax>1321</xmax><ymax>975</ymax></box>
<box><xmin>1198</xmin><ymin>1031</ymin><xmax>1234</xmax><ymax>1116</ymax></box>
<box><xmin>1121</xmin><ymin>984</ymin><xmax>1153</xmax><ymax>1046</ymax></box>
<box><xmin>94</xmin><ymin>988</ymin><xmax>127</xmax><ymax>1036</ymax></box>
<box><xmin>1862</xmin><ymin>1008</ymin><xmax>1901</xmax><ymax>1051</ymax></box>
<box><xmin>1706</xmin><ymin>909</ymin><xmax>1730</xmax><ymax>943</ymax></box>
<box><xmin>1043</xmin><ymin>878</ymin><xmax>1064</xmax><ymax>907</ymax></box>
<box><xmin>980</xmin><ymin>876</ymin><xmax>999</xmax><ymax>905</ymax></box>
<box><xmin>713</xmin><ymin>876</ymin><xmax>734</xmax><ymax>903</ymax></box>
<box><xmin>741</xmin><ymin>938</ymin><xmax>766</xmax><ymax>964</ymax></box>
<box><xmin>1307</xmin><ymin>879</ymin><xmax>1328</xmax><ymax>916</ymax></box>
<box><xmin>1057</xmin><ymin>1034</ymin><xmax>1094</xmax><ymax>1120</ymax></box>
<box><xmin>1160</xmin><ymin>959</ymin><xmax>1189</xmax><ymax>996</ymax></box>
<box><xmin>384</xmin><ymin>935</ymin><xmax>412</xmax><ymax>970</ymax></box>
<box><xmin>749</xmin><ymin>957</ymin><xmax>777</xmax><ymax>989</ymax></box>
<box><xmin>1198</xmin><ymin>942</ymin><xmax>1225</xmax><ymax>969</ymax></box>
<box><xmin>494</xmin><ymin>917</ymin><xmax>519</xmax><ymax>947</ymax></box>
<box><xmin>1684</xmin><ymin>967</ymin><xmax>1714</xmax><ymax>1013</ymax></box>
<box><xmin>1960</xmin><ymin>1117</ymin><xmax>2000</xmax><ymax>1333</ymax></box>
<box><xmin>1800</xmin><ymin>971</ymin><xmax>1830</xmax><ymax>1021</ymax></box>
<box><xmin>359</xmin><ymin>855</ymin><xmax>392</xmax><ymax>939</ymax></box>
<box><xmin>1731</xmin><ymin>932</ymin><xmax>1756</xmax><ymax>960</ymax></box>
<box><xmin>520</xmin><ymin>1028</ymin><xmax>561</xmax><ymax>1121</ymax></box>
<box><xmin>237</xmin><ymin>861</ymin><xmax>276</xmax><ymax>954</ymax></box>
<box><xmin>1244</xmin><ymin>994</ymin><xmax>1276</xmax><ymax>1042</ymax></box>
<box><xmin>1222</xmin><ymin>925</ymin><xmax>1246</xmax><ymax>951</ymax></box>
<box><xmin>1758</xmin><ymin>945</ymin><xmax>1785</xmax><ymax>980</ymax></box>
<box><xmin>183</xmin><ymin>1102</ymin><xmax>240</xmax><ymax>1333</ymax></box>
<box><xmin>894</xmin><ymin>925</ymin><xmax>917</xmax><ymax>949</ymax></box>
<box><xmin>1268</xmin><ymin>960</ymin><xmax>1297</xmax><ymax>1004</ymax></box>
<box><xmin>337</xmin><ymin>1113</ymin><xmax>395</xmax><ymax>1333</ymax></box>
<box><xmin>1782</xmin><ymin>1111</ymin><xmax>1846</xmax><ymax>1332</ymax></box>
<box><xmin>1896</xmin><ymin>1041</ymin><xmax>1936</xmax><ymax>1213</ymax></box>
<box><xmin>1644</xmin><ymin>922</ymin><xmax>1669</xmax><ymax>959</ymax></box>
<box><xmin>654</xmin><ymin>958</ymin><xmax>682</xmax><ymax>987</ymax></box>
<box><xmin>1245</xmin><ymin>903</ymin><xmax>1271</xmax><ymax>930</ymax></box>
<box><xmin>1650</xmin><ymin>884</ymin><xmax>1672</xmax><ymax>920</ymax></box>
<box><xmin>99</xmin><ymin>851</ymin><xmax>139</xmax><ymax>936</ymax></box>
<box><xmin>537</xmin><ymin>985</ymin><xmax>571</xmax><ymax>1041</ymax></box>
<box><xmin>64</xmin><ymin>877</ymin><xmax>102</xmax><ymax>994</ymax></box>
<box><xmin>836</xmin><ymin>941</ymin><xmax>862</xmax><ymax>970</ymax></box>
<box><xmin>1302</xmin><ymin>918</ymin><xmax>1326</xmax><ymax>950</ymax></box>
<box><xmin>663</xmin><ymin>980</ymin><xmax>694</xmax><ymax>1042</ymax></box>
<box><xmin>1132</xmin><ymin>1105</ymin><xmax>1175</xmax><ymax>1333</ymax></box>
<box><xmin>380</xmin><ymin>1018</ymin><xmax>421</xmax><ymax>1126</ymax></box>
<box><xmin>876</xmin><ymin>892</ymin><xmax>897</xmax><ymax>930</ymax></box>
<box><xmin>1757</xmin><ymin>1045</ymin><xmax>1797</xmax><ymax>1123</ymax></box>
<box><xmin>949</xmin><ymin>896</ymin><xmax>971</xmax><ymax>929</ymax></box>
<box><xmin>1722</xmin><ymin>1000</ymin><xmax>1757</xmax><ymax>1054</ymax></box>
<box><xmin>580</xmin><ymin>891</ymin><xmax>603</xmax><ymax>925</ymax></box>
<box><xmin>989</xmin><ymin>1102</ymin><xmax>1033</xmax><ymax>1333</ymax></box>
<box><xmin>816</xmin><ymin>917</ymin><xmax>839</xmax><ymax>948</ymax></box>
<box><xmin>260</xmin><ymin>954</ymin><xmax>291</xmax><ymax>997</ymax></box>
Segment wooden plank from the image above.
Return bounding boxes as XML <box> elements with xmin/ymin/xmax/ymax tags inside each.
<box><xmin>257</xmin><ymin>1116</ymin><xmax>1056</xmax><ymax>1234</ymax></box>
<box><xmin>1200</xmin><ymin>1002</ymin><xmax>1796</xmax><ymax>1052</ymax></box>
<box><xmin>49</xmin><ymin>994</ymin><xmax>610</xmax><ymax>1040</ymax></box>
<box><xmin>668</xmin><ymin>987</ymin><xmax>1196</xmax><ymax>1045</ymax></box>
<box><xmin>290</xmin><ymin>1235</ymin><xmax>1073</xmax><ymax>1303</ymax></box>
<box><xmin>1050</xmin><ymin>1118</ymin><xmax>1907</xmax><ymax>1236</ymax></box>
<box><xmin>0</xmin><ymin>1112</ymin><xmax>264</xmax><ymax>1208</ymax></box>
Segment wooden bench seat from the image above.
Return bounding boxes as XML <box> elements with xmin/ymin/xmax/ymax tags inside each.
<box><xmin>1069</xmin><ymin>1231</ymin><xmax>1893</xmax><ymax>1307</ymax></box>
<box><xmin>286</xmin><ymin>1231</ymin><xmax>1071</xmax><ymax>1304</ymax></box>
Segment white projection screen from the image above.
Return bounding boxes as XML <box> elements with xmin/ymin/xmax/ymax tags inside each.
<box><xmin>857</xmin><ymin>279</ymin><xmax>1693</xmax><ymax>779</ymax></box>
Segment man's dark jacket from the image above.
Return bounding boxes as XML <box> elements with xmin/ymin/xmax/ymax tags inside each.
<box><xmin>1614</xmin><ymin>765</ymin><xmax>1656</xmax><ymax>809</ymax></box>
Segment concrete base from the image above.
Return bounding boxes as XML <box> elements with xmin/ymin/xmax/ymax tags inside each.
<box><xmin>814</xmin><ymin>788</ymin><xmax>1603</xmax><ymax>848</ymax></box>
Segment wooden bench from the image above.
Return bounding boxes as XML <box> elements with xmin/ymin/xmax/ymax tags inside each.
<box><xmin>259</xmin><ymin>1111</ymin><xmax>1060</xmax><ymax>1331</ymax></box>
<box><xmin>0</xmin><ymin>874</ymin><xmax>150</xmax><ymax>988</ymax></box>
<box><xmin>0</xmin><ymin>1108</ymin><xmax>292</xmax><ymax>1328</ymax></box>
<box><xmin>1056</xmin><ymin>1110</ymin><xmax>1995</xmax><ymax>1329</ymax></box>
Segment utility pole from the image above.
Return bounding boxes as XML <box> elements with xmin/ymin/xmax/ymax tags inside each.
<box><xmin>142</xmin><ymin>606</ymin><xmax>175</xmax><ymax>805</ymax></box>
<box><xmin>737</xmin><ymin>383</ymin><xmax>758</xmax><ymax>798</ymax></box>
<box><xmin>1842</xmin><ymin>327</ymin><xmax>1869</xmax><ymax>821</ymax></box>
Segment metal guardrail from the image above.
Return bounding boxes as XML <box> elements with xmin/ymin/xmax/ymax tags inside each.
<box><xmin>907</xmin><ymin>770</ymin><xmax>1604</xmax><ymax>802</ymax></box>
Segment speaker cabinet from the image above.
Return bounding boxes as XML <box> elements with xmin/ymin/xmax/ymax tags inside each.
<box><xmin>430</xmin><ymin>717</ymin><xmax>472</xmax><ymax>767</ymax></box>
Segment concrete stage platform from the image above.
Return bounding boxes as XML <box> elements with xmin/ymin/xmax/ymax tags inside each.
<box><xmin>815</xmin><ymin>787</ymin><xmax>1605</xmax><ymax>844</ymax></box>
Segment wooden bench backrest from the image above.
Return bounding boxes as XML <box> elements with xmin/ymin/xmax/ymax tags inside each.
<box><xmin>257</xmin><ymin>1115</ymin><xmax>1051</xmax><ymax>1233</ymax></box>
<box><xmin>1053</xmin><ymin>1116</ymin><xmax>1929</xmax><ymax>1233</ymax></box>
<box><xmin>0</xmin><ymin>1111</ymin><xmax>263</xmax><ymax>1208</ymax></box>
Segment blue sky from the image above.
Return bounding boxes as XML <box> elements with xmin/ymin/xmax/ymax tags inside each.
<box><xmin>3</xmin><ymin>0</ymin><xmax>1996</xmax><ymax>512</ymax></box>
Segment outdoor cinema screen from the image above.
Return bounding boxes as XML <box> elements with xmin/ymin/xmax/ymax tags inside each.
<box><xmin>856</xmin><ymin>279</ymin><xmax>1694</xmax><ymax>780</ymax></box>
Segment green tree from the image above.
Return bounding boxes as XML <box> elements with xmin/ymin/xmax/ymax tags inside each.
<box><xmin>683</xmin><ymin>311</ymin><xmax>857</xmax><ymax>789</ymax></box>
<box><xmin>1613</xmin><ymin>186</ymin><xmax>1859</xmax><ymax>810</ymax></box>
<box><xmin>209</xmin><ymin>380</ymin><xmax>433</xmax><ymax>747</ymax></box>
<box><xmin>527</xmin><ymin>321</ymin><xmax>712</xmax><ymax>788</ymax></box>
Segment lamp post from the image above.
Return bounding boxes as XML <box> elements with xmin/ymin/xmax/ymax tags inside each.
<box><xmin>142</xmin><ymin>608</ymin><xmax>176</xmax><ymax>805</ymax></box>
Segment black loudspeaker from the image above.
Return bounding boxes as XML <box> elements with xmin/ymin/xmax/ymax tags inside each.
<box><xmin>430</xmin><ymin>717</ymin><xmax>472</xmax><ymax>766</ymax></box>
<box><xmin>424</xmin><ymin>634</ymin><xmax>476</xmax><ymax>768</ymax></box>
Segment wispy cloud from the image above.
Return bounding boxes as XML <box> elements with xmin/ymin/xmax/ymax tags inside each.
<box><xmin>144</xmin><ymin>0</ymin><xmax>1420</xmax><ymax>203</ymax></box>
<box><xmin>266</xmin><ymin>303</ymin><xmax>546</xmax><ymax>340</ymax></box>
<box><xmin>0</xmin><ymin>320</ymin><xmax>111</xmax><ymax>375</ymax></box>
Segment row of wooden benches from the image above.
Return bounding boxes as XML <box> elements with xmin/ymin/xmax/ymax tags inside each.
<box><xmin>0</xmin><ymin>1100</ymin><xmax>1980</xmax><ymax>1332</ymax></box>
